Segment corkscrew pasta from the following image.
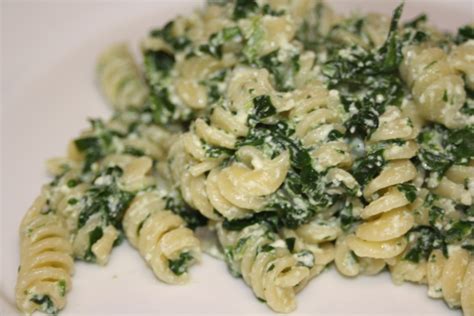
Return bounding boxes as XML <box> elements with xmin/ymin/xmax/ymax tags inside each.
<box><xmin>123</xmin><ymin>191</ymin><xmax>201</xmax><ymax>284</ymax></box>
<box><xmin>16</xmin><ymin>191</ymin><xmax>74</xmax><ymax>314</ymax></box>
<box><xmin>15</xmin><ymin>0</ymin><xmax>473</xmax><ymax>315</ymax></box>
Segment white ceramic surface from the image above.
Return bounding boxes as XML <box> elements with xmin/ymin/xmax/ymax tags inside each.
<box><xmin>1</xmin><ymin>1</ymin><xmax>472</xmax><ymax>315</ymax></box>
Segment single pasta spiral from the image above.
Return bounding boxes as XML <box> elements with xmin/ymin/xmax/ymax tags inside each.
<box><xmin>400</xmin><ymin>45</ymin><xmax>467</xmax><ymax>128</ymax></box>
<box><xmin>97</xmin><ymin>43</ymin><xmax>149</xmax><ymax>111</ymax></box>
<box><xmin>123</xmin><ymin>191</ymin><xmax>201</xmax><ymax>284</ymax></box>
<box><xmin>289</xmin><ymin>84</ymin><xmax>351</xmax><ymax>173</ymax></box>
<box><xmin>426</xmin><ymin>247</ymin><xmax>473</xmax><ymax>313</ymax></box>
<box><xmin>217</xmin><ymin>223</ymin><xmax>310</xmax><ymax>313</ymax></box>
<box><xmin>346</xmin><ymin>107</ymin><xmax>418</xmax><ymax>264</ymax></box>
<box><xmin>449</xmin><ymin>40</ymin><xmax>474</xmax><ymax>90</ymax></box>
<box><xmin>16</xmin><ymin>191</ymin><xmax>74</xmax><ymax>314</ymax></box>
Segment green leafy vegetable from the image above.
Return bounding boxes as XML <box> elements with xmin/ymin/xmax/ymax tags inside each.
<box><xmin>165</xmin><ymin>194</ymin><xmax>208</xmax><ymax>230</ymax></box>
<box><xmin>352</xmin><ymin>150</ymin><xmax>385</xmax><ymax>186</ymax></box>
<box><xmin>455</xmin><ymin>25</ymin><xmax>474</xmax><ymax>44</ymax></box>
<box><xmin>84</xmin><ymin>226</ymin><xmax>104</xmax><ymax>262</ymax></box>
<box><xmin>404</xmin><ymin>226</ymin><xmax>447</xmax><ymax>263</ymax></box>
<box><xmin>169</xmin><ymin>252</ymin><xmax>194</xmax><ymax>276</ymax></box>
<box><xmin>150</xmin><ymin>21</ymin><xmax>191</xmax><ymax>51</ymax></box>
<box><xmin>30</xmin><ymin>295</ymin><xmax>57</xmax><ymax>315</ymax></box>
<box><xmin>397</xmin><ymin>183</ymin><xmax>417</xmax><ymax>203</ymax></box>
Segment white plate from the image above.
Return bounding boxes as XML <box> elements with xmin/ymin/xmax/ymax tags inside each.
<box><xmin>1</xmin><ymin>1</ymin><xmax>472</xmax><ymax>315</ymax></box>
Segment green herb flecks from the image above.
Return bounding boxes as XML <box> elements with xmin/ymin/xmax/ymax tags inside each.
<box><xmin>169</xmin><ymin>252</ymin><xmax>194</xmax><ymax>276</ymax></box>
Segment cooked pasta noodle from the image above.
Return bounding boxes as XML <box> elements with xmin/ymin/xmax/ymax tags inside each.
<box><xmin>15</xmin><ymin>0</ymin><xmax>474</xmax><ymax>314</ymax></box>
<box><xmin>98</xmin><ymin>43</ymin><xmax>149</xmax><ymax>110</ymax></box>
<box><xmin>217</xmin><ymin>223</ymin><xmax>311</xmax><ymax>313</ymax></box>
<box><xmin>16</xmin><ymin>191</ymin><xmax>74</xmax><ymax>314</ymax></box>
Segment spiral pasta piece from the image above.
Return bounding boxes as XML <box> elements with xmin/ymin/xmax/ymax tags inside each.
<box><xmin>123</xmin><ymin>191</ymin><xmax>201</xmax><ymax>284</ymax></box>
<box><xmin>16</xmin><ymin>191</ymin><xmax>74</xmax><ymax>314</ymax></box>
<box><xmin>217</xmin><ymin>223</ymin><xmax>310</xmax><ymax>313</ymax></box>
<box><xmin>400</xmin><ymin>45</ymin><xmax>467</xmax><ymax>128</ymax></box>
<box><xmin>426</xmin><ymin>247</ymin><xmax>473</xmax><ymax>311</ymax></box>
<box><xmin>449</xmin><ymin>40</ymin><xmax>474</xmax><ymax>90</ymax></box>
<box><xmin>97</xmin><ymin>43</ymin><xmax>149</xmax><ymax>111</ymax></box>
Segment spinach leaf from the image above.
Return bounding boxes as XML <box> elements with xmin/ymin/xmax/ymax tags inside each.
<box><xmin>445</xmin><ymin>221</ymin><xmax>473</xmax><ymax>243</ymax></box>
<box><xmin>30</xmin><ymin>295</ymin><xmax>57</xmax><ymax>315</ymax></box>
<box><xmin>200</xmin><ymin>26</ymin><xmax>242</xmax><ymax>59</ymax></box>
<box><xmin>352</xmin><ymin>150</ymin><xmax>385</xmax><ymax>186</ymax></box>
<box><xmin>251</xmin><ymin>95</ymin><xmax>276</xmax><ymax>120</ymax></box>
<box><xmin>84</xmin><ymin>226</ymin><xmax>104</xmax><ymax>262</ymax></box>
<box><xmin>397</xmin><ymin>183</ymin><xmax>417</xmax><ymax>203</ymax></box>
<box><xmin>449</xmin><ymin>125</ymin><xmax>474</xmax><ymax>164</ymax></box>
<box><xmin>233</xmin><ymin>0</ymin><xmax>258</xmax><ymax>20</ymax></box>
<box><xmin>455</xmin><ymin>25</ymin><xmax>474</xmax><ymax>44</ymax></box>
<box><xmin>78</xmin><ymin>167</ymin><xmax>135</xmax><ymax>230</ymax></box>
<box><xmin>404</xmin><ymin>226</ymin><xmax>447</xmax><ymax>263</ymax></box>
<box><xmin>165</xmin><ymin>194</ymin><xmax>208</xmax><ymax>230</ymax></box>
<box><xmin>144</xmin><ymin>50</ymin><xmax>175</xmax><ymax>75</ymax></box>
<box><xmin>169</xmin><ymin>252</ymin><xmax>194</xmax><ymax>276</ymax></box>
<box><xmin>222</xmin><ymin>212</ymin><xmax>279</xmax><ymax>232</ymax></box>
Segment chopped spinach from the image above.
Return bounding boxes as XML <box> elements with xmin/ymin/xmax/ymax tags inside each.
<box><xmin>445</xmin><ymin>221</ymin><xmax>473</xmax><ymax>243</ymax></box>
<box><xmin>285</xmin><ymin>237</ymin><xmax>296</xmax><ymax>252</ymax></box>
<box><xmin>397</xmin><ymin>183</ymin><xmax>417</xmax><ymax>203</ymax></box>
<box><xmin>84</xmin><ymin>226</ymin><xmax>104</xmax><ymax>262</ymax></box>
<box><xmin>58</xmin><ymin>280</ymin><xmax>66</xmax><ymax>297</ymax></box>
<box><xmin>352</xmin><ymin>150</ymin><xmax>385</xmax><ymax>186</ymax></box>
<box><xmin>200</xmin><ymin>26</ymin><xmax>242</xmax><ymax>59</ymax></box>
<box><xmin>251</xmin><ymin>95</ymin><xmax>276</xmax><ymax>121</ymax></box>
<box><xmin>455</xmin><ymin>25</ymin><xmax>474</xmax><ymax>44</ymax></box>
<box><xmin>165</xmin><ymin>194</ymin><xmax>208</xmax><ymax>230</ymax></box>
<box><xmin>233</xmin><ymin>0</ymin><xmax>258</xmax><ymax>20</ymax></box>
<box><xmin>404</xmin><ymin>226</ymin><xmax>447</xmax><ymax>263</ymax></box>
<box><xmin>403</xmin><ymin>14</ymin><xmax>427</xmax><ymax>28</ymax></box>
<box><xmin>77</xmin><ymin>167</ymin><xmax>135</xmax><ymax>229</ymax></box>
<box><xmin>338</xmin><ymin>200</ymin><xmax>360</xmax><ymax>231</ymax></box>
<box><xmin>30</xmin><ymin>295</ymin><xmax>57</xmax><ymax>315</ymax></box>
<box><xmin>169</xmin><ymin>252</ymin><xmax>194</xmax><ymax>276</ymax></box>
<box><xmin>257</xmin><ymin>50</ymin><xmax>300</xmax><ymax>91</ymax></box>
<box><xmin>222</xmin><ymin>212</ymin><xmax>279</xmax><ymax>232</ymax></box>
<box><xmin>150</xmin><ymin>21</ymin><xmax>191</xmax><ymax>51</ymax></box>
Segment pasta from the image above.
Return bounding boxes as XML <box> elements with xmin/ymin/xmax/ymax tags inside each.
<box><xmin>123</xmin><ymin>191</ymin><xmax>201</xmax><ymax>284</ymax></box>
<box><xmin>217</xmin><ymin>223</ymin><xmax>311</xmax><ymax>313</ymax></box>
<box><xmin>16</xmin><ymin>190</ymin><xmax>74</xmax><ymax>314</ymax></box>
<box><xmin>15</xmin><ymin>0</ymin><xmax>474</xmax><ymax>314</ymax></box>
<box><xmin>98</xmin><ymin>44</ymin><xmax>149</xmax><ymax>111</ymax></box>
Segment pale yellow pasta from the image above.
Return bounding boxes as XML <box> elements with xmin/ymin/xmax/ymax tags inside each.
<box><xmin>346</xmin><ymin>234</ymin><xmax>408</xmax><ymax>259</ymax></box>
<box><xmin>100</xmin><ymin>154</ymin><xmax>155</xmax><ymax>192</ymax></box>
<box><xmin>97</xmin><ymin>43</ymin><xmax>149</xmax><ymax>111</ymax></box>
<box><xmin>461</xmin><ymin>260</ymin><xmax>474</xmax><ymax>316</ymax></box>
<box><xmin>400</xmin><ymin>46</ymin><xmax>467</xmax><ymax>128</ymax></box>
<box><xmin>356</xmin><ymin>207</ymin><xmax>414</xmax><ymax>242</ymax></box>
<box><xmin>16</xmin><ymin>191</ymin><xmax>74</xmax><ymax>314</ymax></box>
<box><xmin>217</xmin><ymin>223</ymin><xmax>310</xmax><ymax>313</ymax></box>
<box><xmin>389</xmin><ymin>259</ymin><xmax>427</xmax><ymax>285</ymax></box>
<box><xmin>123</xmin><ymin>191</ymin><xmax>201</xmax><ymax>284</ymax></box>
<box><xmin>370</xmin><ymin>106</ymin><xmax>415</xmax><ymax>142</ymax></box>
<box><xmin>363</xmin><ymin>160</ymin><xmax>417</xmax><ymax>199</ymax></box>
<box><xmin>433</xmin><ymin>176</ymin><xmax>472</xmax><ymax>206</ymax></box>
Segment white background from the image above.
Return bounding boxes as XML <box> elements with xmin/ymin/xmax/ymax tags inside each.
<box><xmin>1</xmin><ymin>0</ymin><xmax>472</xmax><ymax>315</ymax></box>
